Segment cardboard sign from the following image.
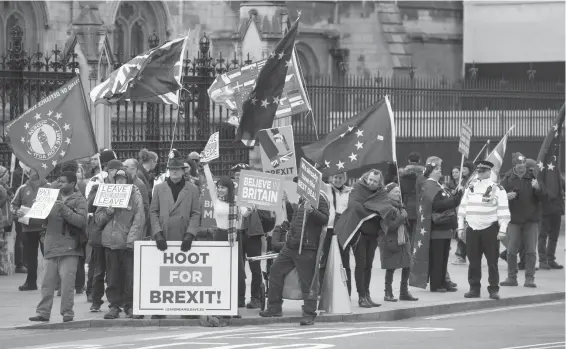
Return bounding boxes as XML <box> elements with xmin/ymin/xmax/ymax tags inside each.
<box><xmin>297</xmin><ymin>158</ymin><xmax>322</xmax><ymax>208</ymax></box>
<box><xmin>458</xmin><ymin>122</ymin><xmax>473</xmax><ymax>158</ymax></box>
<box><xmin>201</xmin><ymin>132</ymin><xmax>220</xmax><ymax>163</ymax></box>
<box><xmin>236</xmin><ymin>170</ymin><xmax>283</xmax><ymax>211</ymax></box>
<box><xmin>93</xmin><ymin>184</ymin><xmax>133</xmax><ymax>208</ymax></box>
<box><xmin>133</xmin><ymin>241</ymin><xmax>238</xmax><ymax>316</ymax></box>
<box><xmin>25</xmin><ymin>188</ymin><xmax>59</xmax><ymax>219</ymax></box>
<box><xmin>258</xmin><ymin>126</ymin><xmax>297</xmax><ymax>177</ymax></box>
<box><xmin>200</xmin><ymin>183</ymin><xmax>217</xmax><ymax>229</ymax></box>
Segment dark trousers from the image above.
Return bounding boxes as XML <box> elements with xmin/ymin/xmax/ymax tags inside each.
<box><xmin>407</xmin><ymin>219</ymin><xmax>417</xmax><ymax>244</ymax></box>
<box><xmin>428</xmin><ymin>238</ymin><xmax>450</xmax><ymax>291</ymax></box>
<box><xmin>104</xmin><ymin>248</ymin><xmax>134</xmax><ymax>310</ymax></box>
<box><xmin>13</xmin><ymin>223</ymin><xmax>24</xmax><ymax>268</ymax></box>
<box><xmin>23</xmin><ymin>230</ymin><xmax>44</xmax><ymax>287</ymax></box>
<box><xmin>215</xmin><ymin>229</ymin><xmax>246</xmax><ymax>304</ymax></box>
<box><xmin>319</xmin><ymin>228</ymin><xmax>352</xmax><ymax>296</ymax></box>
<box><xmin>353</xmin><ymin>234</ymin><xmax>378</xmax><ymax>297</ymax></box>
<box><xmin>466</xmin><ymin>223</ymin><xmax>500</xmax><ymax>294</ymax></box>
<box><xmin>539</xmin><ymin>214</ymin><xmax>562</xmax><ymax>264</ymax></box>
<box><xmin>385</xmin><ymin>267</ymin><xmax>410</xmax><ymax>288</ymax></box>
<box><xmin>86</xmin><ymin>251</ymin><xmax>95</xmax><ymax>295</ymax></box>
<box><xmin>241</xmin><ymin>234</ymin><xmax>263</xmax><ymax>301</ymax></box>
<box><xmin>75</xmin><ymin>256</ymin><xmax>85</xmax><ymax>291</ymax></box>
<box><xmin>266</xmin><ymin>246</ymin><xmax>317</xmax><ymax>316</ymax></box>
<box><xmin>91</xmin><ymin>246</ymin><xmax>106</xmax><ymax>307</ymax></box>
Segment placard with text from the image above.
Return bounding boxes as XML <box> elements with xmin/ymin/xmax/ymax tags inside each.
<box><xmin>297</xmin><ymin>158</ymin><xmax>322</xmax><ymax>208</ymax></box>
<box><xmin>236</xmin><ymin>170</ymin><xmax>283</xmax><ymax>211</ymax></box>
<box><xmin>258</xmin><ymin>125</ymin><xmax>297</xmax><ymax>177</ymax></box>
<box><xmin>25</xmin><ymin>188</ymin><xmax>59</xmax><ymax>219</ymax></box>
<box><xmin>458</xmin><ymin>122</ymin><xmax>473</xmax><ymax>158</ymax></box>
<box><xmin>93</xmin><ymin>184</ymin><xmax>133</xmax><ymax>208</ymax></box>
<box><xmin>133</xmin><ymin>241</ymin><xmax>238</xmax><ymax>316</ymax></box>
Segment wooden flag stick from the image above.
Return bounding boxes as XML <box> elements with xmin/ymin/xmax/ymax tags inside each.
<box><xmin>472</xmin><ymin>140</ymin><xmax>490</xmax><ymax>163</ymax></box>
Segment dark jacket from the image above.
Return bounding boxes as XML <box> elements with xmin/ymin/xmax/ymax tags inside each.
<box><xmin>270</xmin><ymin>201</ymin><xmax>294</xmax><ymax>252</ymax></box>
<box><xmin>12</xmin><ymin>179</ymin><xmax>51</xmax><ymax>232</ymax></box>
<box><xmin>500</xmin><ymin>169</ymin><xmax>546</xmax><ymax>224</ymax></box>
<box><xmin>431</xmin><ymin>188</ymin><xmax>462</xmax><ymax>239</ymax></box>
<box><xmin>286</xmin><ymin>195</ymin><xmax>329</xmax><ymax>251</ymax></box>
<box><xmin>359</xmin><ymin>216</ymin><xmax>382</xmax><ymax>237</ymax></box>
<box><xmin>243</xmin><ymin>209</ymin><xmax>276</xmax><ymax>237</ymax></box>
<box><xmin>400</xmin><ymin>164</ymin><xmax>425</xmax><ymax>220</ymax></box>
<box><xmin>378</xmin><ymin>207</ymin><xmax>411</xmax><ymax>270</ymax></box>
<box><xmin>43</xmin><ymin>191</ymin><xmax>88</xmax><ymax>259</ymax></box>
<box><xmin>542</xmin><ymin>174</ymin><xmax>564</xmax><ymax>216</ymax></box>
<box><xmin>137</xmin><ymin>166</ymin><xmax>154</xmax><ymax>202</ymax></box>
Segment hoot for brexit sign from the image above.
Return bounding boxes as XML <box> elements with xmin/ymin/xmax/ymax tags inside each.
<box><xmin>133</xmin><ymin>241</ymin><xmax>238</xmax><ymax>316</ymax></box>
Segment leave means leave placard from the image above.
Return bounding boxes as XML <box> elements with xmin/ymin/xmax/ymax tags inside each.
<box><xmin>201</xmin><ymin>132</ymin><xmax>219</xmax><ymax>163</ymax></box>
<box><xmin>93</xmin><ymin>184</ymin><xmax>133</xmax><ymax>208</ymax></box>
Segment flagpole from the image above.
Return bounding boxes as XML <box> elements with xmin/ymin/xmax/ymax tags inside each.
<box><xmin>472</xmin><ymin>139</ymin><xmax>490</xmax><ymax>163</ymax></box>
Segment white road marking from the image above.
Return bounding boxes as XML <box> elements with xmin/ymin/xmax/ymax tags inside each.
<box><xmin>101</xmin><ymin>345</ymin><xmax>135</xmax><ymax>349</ymax></box>
<box><xmin>212</xmin><ymin>329</ymin><xmax>306</xmax><ymax>339</ymax></box>
<box><xmin>202</xmin><ymin>345</ymin><xmax>269</xmax><ymax>349</ymax></box>
<box><xmin>535</xmin><ymin>345</ymin><xmax>566</xmax><ymax>349</ymax></box>
<box><xmin>313</xmin><ymin>327</ymin><xmax>454</xmax><ymax>340</ymax></box>
<box><xmin>253</xmin><ymin>330</ymin><xmax>344</xmax><ymax>339</ymax></box>
<box><xmin>141</xmin><ymin>328</ymin><xmax>264</xmax><ymax>340</ymax></box>
<box><xmin>500</xmin><ymin>342</ymin><xmax>566</xmax><ymax>349</ymax></box>
<box><xmin>257</xmin><ymin>345</ymin><xmax>335</xmax><ymax>349</ymax></box>
<box><xmin>426</xmin><ymin>301</ymin><xmax>565</xmax><ymax>320</ymax></box>
<box><xmin>136</xmin><ymin>343</ymin><xmax>229</xmax><ymax>349</ymax></box>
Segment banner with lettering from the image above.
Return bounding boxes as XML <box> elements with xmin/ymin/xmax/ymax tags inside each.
<box><xmin>133</xmin><ymin>241</ymin><xmax>238</xmax><ymax>316</ymax></box>
<box><xmin>93</xmin><ymin>184</ymin><xmax>133</xmax><ymax>208</ymax></box>
<box><xmin>201</xmin><ymin>132</ymin><xmax>220</xmax><ymax>163</ymax></box>
<box><xmin>25</xmin><ymin>188</ymin><xmax>59</xmax><ymax>219</ymax></box>
<box><xmin>258</xmin><ymin>125</ymin><xmax>297</xmax><ymax>177</ymax></box>
<box><xmin>297</xmin><ymin>158</ymin><xmax>322</xmax><ymax>208</ymax></box>
<box><xmin>236</xmin><ymin>170</ymin><xmax>283</xmax><ymax>211</ymax></box>
<box><xmin>200</xmin><ymin>180</ymin><xmax>217</xmax><ymax>229</ymax></box>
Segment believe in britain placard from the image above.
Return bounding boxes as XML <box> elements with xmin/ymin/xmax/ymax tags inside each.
<box><xmin>133</xmin><ymin>241</ymin><xmax>238</xmax><ymax>316</ymax></box>
<box><xmin>236</xmin><ymin>170</ymin><xmax>283</xmax><ymax>211</ymax></box>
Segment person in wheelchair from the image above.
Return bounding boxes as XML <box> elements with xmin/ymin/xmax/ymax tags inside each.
<box><xmin>259</xmin><ymin>192</ymin><xmax>329</xmax><ymax>326</ymax></box>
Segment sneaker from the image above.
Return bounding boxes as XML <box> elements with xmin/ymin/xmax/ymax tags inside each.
<box><xmin>29</xmin><ymin>315</ymin><xmax>49</xmax><ymax>322</ymax></box>
<box><xmin>500</xmin><ymin>278</ymin><xmax>518</xmax><ymax>287</ymax></box>
<box><xmin>524</xmin><ymin>281</ymin><xmax>537</xmax><ymax>288</ymax></box>
<box><xmin>452</xmin><ymin>257</ymin><xmax>467</xmax><ymax>265</ymax></box>
<box><xmin>104</xmin><ymin>307</ymin><xmax>120</xmax><ymax>319</ymax></box>
<box><xmin>464</xmin><ymin>291</ymin><xmax>480</xmax><ymax>298</ymax></box>
<box><xmin>15</xmin><ymin>266</ymin><xmax>27</xmax><ymax>274</ymax></box>
<box><xmin>300</xmin><ymin>316</ymin><xmax>316</xmax><ymax>326</ymax></box>
<box><xmin>90</xmin><ymin>304</ymin><xmax>102</xmax><ymax>312</ymax></box>
<box><xmin>124</xmin><ymin>308</ymin><xmax>133</xmax><ymax>319</ymax></box>
<box><xmin>489</xmin><ymin>292</ymin><xmax>501</xmax><ymax>300</ymax></box>
<box><xmin>539</xmin><ymin>262</ymin><xmax>551</xmax><ymax>270</ymax></box>
<box><xmin>63</xmin><ymin>315</ymin><xmax>73</xmax><ymax>323</ymax></box>
<box><xmin>259</xmin><ymin>308</ymin><xmax>283</xmax><ymax>318</ymax></box>
<box><xmin>549</xmin><ymin>261</ymin><xmax>564</xmax><ymax>270</ymax></box>
<box><xmin>18</xmin><ymin>284</ymin><xmax>38</xmax><ymax>291</ymax></box>
<box><xmin>246</xmin><ymin>298</ymin><xmax>262</xmax><ymax>309</ymax></box>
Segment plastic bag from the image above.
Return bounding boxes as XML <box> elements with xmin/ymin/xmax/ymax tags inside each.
<box><xmin>282</xmin><ymin>267</ymin><xmax>303</xmax><ymax>300</ymax></box>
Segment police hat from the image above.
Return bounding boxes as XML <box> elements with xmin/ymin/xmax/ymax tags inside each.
<box><xmin>474</xmin><ymin>160</ymin><xmax>494</xmax><ymax>171</ymax></box>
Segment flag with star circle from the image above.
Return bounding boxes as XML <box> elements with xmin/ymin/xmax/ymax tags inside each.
<box><xmin>409</xmin><ymin>177</ymin><xmax>440</xmax><ymax>289</ymax></box>
<box><xmin>5</xmin><ymin>76</ymin><xmax>98</xmax><ymax>179</ymax></box>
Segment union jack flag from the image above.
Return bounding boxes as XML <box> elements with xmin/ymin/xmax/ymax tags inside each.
<box><xmin>467</xmin><ymin>125</ymin><xmax>515</xmax><ymax>184</ymax></box>
<box><xmin>90</xmin><ymin>37</ymin><xmax>187</xmax><ymax>106</ymax></box>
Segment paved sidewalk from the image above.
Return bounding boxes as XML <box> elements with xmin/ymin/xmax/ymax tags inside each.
<box><xmin>1</xmin><ymin>239</ymin><xmax>564</xmax><ymax>329</ymax></box>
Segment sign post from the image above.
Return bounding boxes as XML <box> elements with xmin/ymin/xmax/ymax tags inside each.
<box><xmin>458</xmin><ymin>122</ymin><xmax>473</xmax><ymax>187</ymax></box>
<box><xmin>296</xmin><ymin>158</ymin><xmax>322</xmax><ymax>254</ymax></box>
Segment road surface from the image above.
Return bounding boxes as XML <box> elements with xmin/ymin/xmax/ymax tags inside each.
<box><xmin>1</xmin><ymin>301</ymin><xmax>564</xmax><ymax>349</ymax></box>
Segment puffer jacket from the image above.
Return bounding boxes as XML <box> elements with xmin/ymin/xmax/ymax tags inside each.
<box><xmin>43</xmin><ymin>190</ymin><xmax>87</xmax><ymax>259</ymax></box>
<box><xmin>400</xmin><ymin>164</ymin><xmax>425</xmax><ymax>220</ymax></box>
<box><xmin>286</xmin><ymin>194</ymin><xmax>329</xmax><ymax>251</ymax></box>
<box><xmin>95</xmin><ymin>185</ymin><xmax>145</xmax><ymax>250</ymax></box>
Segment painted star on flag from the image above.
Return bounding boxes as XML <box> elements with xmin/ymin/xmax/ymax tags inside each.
<box><xmin>324</xmin><ymin>160</ymin><xmax>330</xmax><ymax>167</ymax></box>
<box><xmin>55</xmin><ymin>112</ymin><xmax>62</xmax><ymax>120</ymax></box>
<box><xmin>548</xmin><ymin>163</ymin><xmax>555</xmax><ymax>171</ymax></box>
<box><xmin>24</xmin><ymin>122</ymin><xmax>29</xmax><ymax>129</ymax></box>
<box><xmin>348</xmin><ymin>153</ymin><xmax>358</xmax><ymax>162</ymax></box>
<box><xmin>41</xmin><ymin>163</ymin><xmax>47</xmax><ymax>169</ymax></box>
<box><xmin>420</xmin><ymin>228</ymin><xmax>426</xmax><ymax>236</ymax></box>
<box><xmin>355</xmin><ymin>141</ymin><xmax>363</xmax><ymax>150</ymax></box>
<box><xmin>356</xmin><ymin>129</ymin><xmax>364</xmax><ymax>137</ymax></box>
<box><xmin>538</xmin><ymin>161</ymin><xmax>544</xmax><ymax>171</ymax></box>
<box><xmin>34</xmin><ymin>113</ymin><xmax>41</xmax><ymax>120</ymax></box>
<box><xmin>261</xmin><ymin>99</ymin><xmax>269</xmax><ymax>108</ymax></box>
<box><xmin>418</xmin><ymin>240</ymin><xmax>423</xmax><ymax>248</ymax></box>
<box><xmin>336</xmin><ymin>161</ymin><xmax>345</xmax><ymax>169</ymax></box>
<box><xmin>47</xmin><ymin>110</ymin><xmax>53</xmax><ymax>117</ymax></box>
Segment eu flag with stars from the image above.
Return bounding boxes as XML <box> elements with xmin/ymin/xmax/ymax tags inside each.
<box><xmin>235</xmin><ymin>17</ymin><xmax>300</xmax><ymax>147</ymax></box>
<box><xmin>537</xmin><ymin>103</ymin><xmax>565</xmax><ymax>205</ymax></box>
<box><xmin>302</xmin><ymin>97</ymin><xmax>397</xmax><ymax>177</ymax></box>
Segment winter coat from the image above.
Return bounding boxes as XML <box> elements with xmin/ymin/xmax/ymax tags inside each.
<box><xmin>43</xmin><ymin>191</ymin><xmax>87</xmax><ymax>259</ymax></box>
<box><xmin>542</xmin><ymin>174</ymin><xmax>565</xmax><ymax>217</ymax></box>
<box><xmin>11</xmin><ymin>179</ymin><xmax>51</xmax><ymax>232</ymax></box>
<box><xmin>137</xmin><ymin>166</ymin><xmax>154</xmax><ymax>202</ymax></box>
<box><xmin>500</xmin><ymin>169</ymin><xmax>546</xmax><ymax>224</ymax></box>
<box><xmin>431</xmin><ymin>183</ymin><xmax>462</xmax><ymax>239</ymax></box>
<box><xmin>400</xmin><ymin>164</ymin><xmax>425</xmax><ymax>220</ymax></box>
<box><xmin>242</xmin><ymin>209</ymin><xmax>276</xmax><ymax>237</ymax></box>
<box><xmin>378</xmin><ymin>207</ymin><xmax>411</xmax><ymax>270</ymax></box>
<box><xmin>150</xmin><ymin>180</ymin><xmax>201</xmax><ymax>241</ymax></box>
<box><xmin>95</xmin><ymin>185</ymin><xmax>145</xmax><ymax>250</ymax></box>
<box><xmin>286</xmin><ymin>194</ymin><xmax>329</xmax><ymax>251</ymax></box>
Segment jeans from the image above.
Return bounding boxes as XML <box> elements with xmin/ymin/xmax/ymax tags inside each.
<box><xmin>353</xmin><ymin>234</ymin><xmax>378</xmax><ymax>297</ymax></box>
<box><xmin>466</xmin><ymin>223</ymin><xmax>500</xmax><ymax>294</ymax></box>
<box><xmin>507</xmin><ymin>222</ymin><xmax>538</xmax><ymax>281</ymax></box>
<box><xmin>266</xmin><ymin>246</ymin><xmax>318</xmax><ymax>316</ymax></box>
<box><xmin>538</xmin><ymin>214</ymin><xmax>562</xmax><ymax>264</ymax></box>
<box><xmin>23</xmin><ymin>231</ymin><xmax>44</xmax><ymax>286</ymax></box>
<box><xmin>36</xmin><ymin>256</ymin><xmax>79</xmax><ymax>319</ymax></box>
<box><xmin>14</xmin><ymin>223</ymin><xmax>24</xmax><ymax>268</ymax></box>
<box><xmin>91</xmin><ymin>246</ymin><xmax>106</xmax><ymax>307</ymax></box>
<box><xmin>104</xmin><ymin>248</ymin><xmax>134</xmax><ymax>310</ymax></box>
<box><xmin>241</xmin><ymin>234</ymin><xmax>263</xmax><ymax>301</ymax></box>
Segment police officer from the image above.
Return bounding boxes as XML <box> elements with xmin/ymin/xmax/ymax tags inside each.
<box><xmin>457</xmin><ymin>160</ymin><xmax>511</xmax><ymax>300</ymax></box>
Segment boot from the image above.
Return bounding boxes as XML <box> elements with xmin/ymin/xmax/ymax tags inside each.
<box><xmin>358</xmin><ymin>296</ymin><xmax>372</xmax><ymax>308</ymax></box>
<box><xmin>539</xmin><ymin>261</ymin><xmax>551</xmax><ymax>270</ymax></box>
<box><xmin>366</xmin><ymin>292</ymin><xmax>382</xmax><ymax>307</ymax></box>
<box><xmin>399</xmin><ymin>284</ymin><xmax>418</xmax><ymax>301</ymax></box>
<box><xmin>384</xmin><ymin>284</ymin><xmax>398</xmax><ymax>302</ymax></box>
<box><xmin>549</xmin><ymin>261</ymin><xmax>564</xmax><ymax>270</ymax></box>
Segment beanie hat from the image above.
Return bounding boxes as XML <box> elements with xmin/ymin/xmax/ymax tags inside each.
<box><xmin>188</xmin><ymin>152</ymin><xmax>200</xmax><ymax>160</ymax></box>
<box><xmin>525</xmin><ymin>158</ymin><xmax>537</xmax><ymax>170</ymax></box>
<box><xmin>408</xmin><ymin>152</ymin><xmax>421</xmax><ymax>164</ymax></box>
<box><xmin>99</xmin><ymin>149</ymin><xmax>117</xmax><ymax>165</ymax></box>
<box><xmin>107</xmin><ymin>159</ymin><xmax>123</xmax><ymax>170</ymax></box>
<box><xmin>385</xmin><ymin>182</ymin><xmax>398</xmax><ymax>193</ymax></box>
<box><xmin>512</xmin><ymin>152</ymin><xmax>526</xmax><ymax>166</ymax></box>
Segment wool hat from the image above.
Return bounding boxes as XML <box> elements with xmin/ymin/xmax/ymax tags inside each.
<box><xmin>512</xmin><ymin>152</ymin><xmax>526</xmax><ymax>166</ymax></box>
<box><xmin>525</xmin><ymin>158</ymin><xmax>537</xmax><ymax>170</ymax></box>
<box><xmin>114</xmin><ymin>169</ymin><xmax>127</xmax><ymax>178</ymax></box>
<box><xmin>408</xmin><ymin>152</ymin><xmax>421</xmax><ymax>164</ymax></box>
<box><xmin>99</xmin><ymin>149</ymin><xmax>117</xmax><ymax>165</ymax></box>
<box><xmin>188</xmin><ymin>152</ymin><xmax>200</xmax><ymax>161</ymax></box>
<box><xmin>107</xmin><ymin>159</ymin><xmax>123</xmax><ymax>170</ymax></box>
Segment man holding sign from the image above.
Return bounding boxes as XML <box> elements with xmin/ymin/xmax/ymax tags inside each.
<box><xmin>29</xmin><ymin>171</ymin><xmax>88</xmax><ymax>323</ymax></box>
<box><xmin>259</xmin><ymin>160</ymin><xmax>329</xmax><ymax>326</ymax></box>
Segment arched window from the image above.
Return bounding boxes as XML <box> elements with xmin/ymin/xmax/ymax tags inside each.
<box><xmin>131</xmin><ymin>21</ymin><xmax>144</xmax><ymax>56</ymax></box>
<box><xmin>6</xmin><ymin>14</ymin><xmax>24</xmax><ymax>52</ymax></box>
<box><xmin>113</xmin><ymin>21</ymin><xmax>125</xmax><ymax>61</ymax></box>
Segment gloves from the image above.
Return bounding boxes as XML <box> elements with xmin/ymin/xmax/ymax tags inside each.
<box><xmin>155</xmin><ymin>232</ymin><xmax>168</xmax><ymax>251</ymax></box>
<box><xmin>181</xmin><ymin>233</ymin><xmax>194</xmax><ymax>252</ymax></box>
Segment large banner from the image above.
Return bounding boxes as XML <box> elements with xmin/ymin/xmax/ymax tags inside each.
<box><xmin>133</xmin><ymin>241</ymin><xmax>238</xmax><ymax>316</ymax></box>
<box><xmin>236</xmin><ymin>170</ymin><xmax>283</xmax><ymax>210</ymax></box>
<box><xmin>257</xmin><ymin>125</ymin><xmax>297</xmax><ymax>177</ymax></box>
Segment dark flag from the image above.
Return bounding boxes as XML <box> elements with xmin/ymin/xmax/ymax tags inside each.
<box><xmin>537</xmin><ymin>103</ymin><xmax>565</xmax><ymax>206</ymax></box>
<box><xmin>235</xmin><ymin>17</ymin><xmax>300</xmax><ymax>146</ymax></box>
<box><xmin>302</xmin><ymin>97</ymin><xmax>396</xmax><ymax>177</ymax></box>
<box><xmin>5</xmin><ymin>76</ymin><xmax>98</xmax><ymax>179</ymax></box>
<box><xmin>409</xmin><ymin>178</ymin><xmax>441</xmax><ymax>289</ymax></box>
<box><xmin>90</xmin><ymin>37</ymin><xmax>186</xmax><ymax>105</ymax></box>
